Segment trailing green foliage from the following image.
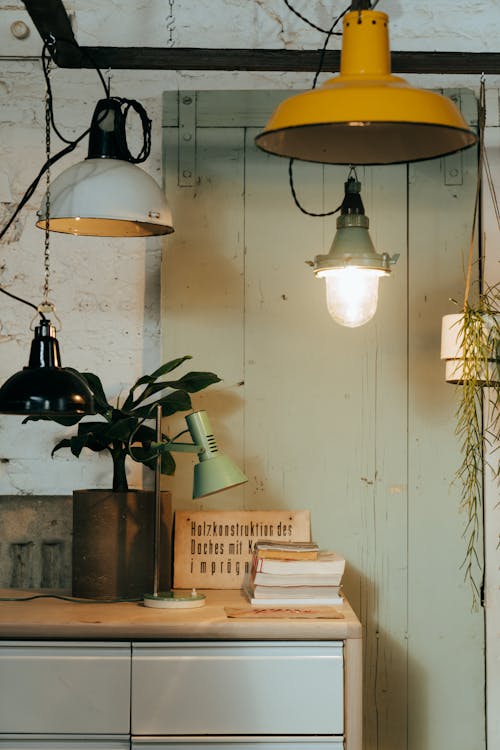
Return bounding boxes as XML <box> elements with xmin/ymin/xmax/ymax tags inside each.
<box><xmin>24</xmin><ymin>356</ymin><xmax>220</xmax><ymax>492</ymax></box>
<box><xmin>454</xmin><ymin>288</ymin><xmax>500</xmax><ymax>607</ymax></box>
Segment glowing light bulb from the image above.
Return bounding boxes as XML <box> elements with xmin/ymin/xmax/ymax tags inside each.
<box><xmin>320</xmin><ymin>267</ymin><xmax>387</xmax><ymax>328</ymax></box>
<box><xmin>310</xmin><ymin>175</ymin><xmax>399</xmax><ymax>328</ymax></box>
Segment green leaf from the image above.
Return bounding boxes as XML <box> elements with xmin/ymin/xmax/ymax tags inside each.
<box><xmin>68</xmin><ymin>434</ymin><xmax>91</xmax><ymax>458</ymax></box>
<box><xmin>131</xmin><ymin>390</ymin><xmax>192</xmax><ymax>419</ymax></box>
<box><xmin>130</xmin><ymin>424</ymin><xmax>157</xmax><ymax>443</ymax></box>
<box><xmin>129</xmin><ymin>371</ymin><xmax>219</xmax><ymax>409</ymax></box>
<box><xmin>157</xmin><ymin>371</ymin><xmax>221</xmax><ymax>393</ymax></box>
<box><xmin>23</xmin><ymin>414</ymin><xmax>83</xmax><ymax>427</ymax></box>
<box><xmin>51</xmin><ymin>438</ymin><xmax>72</xmax><ymax>456</ymax></box>
<box><xmin>123</xmin><ymin>356</ymin><xmax>193</xmax><ymax>409</ymax></box>
<box><xmin>105</xmin><ymin>417</ymin><xmax>139</xmax><ymax>441</ymax></box>
<box><xmin>161</xmin><ymin>451</ymin><xmax>176</xmax><ymax>475</ymax></box>
<box><xmin>141</xmin><ymin>356</ymin><xmax>193</xmax><ymax>383</ymax></box>
<box><xmin>53</xmin><ymin>433</ymin><xmax>99</xmax><ymax>459</ymax></box>
<box><xmin>77</xmin><ymin>421</ymin><xmax>110</xmax><ymax>437</ymax></box>
<box><xmin>76</xmin><ymin>422</ymin><xmax>116</xmax><ymax>452</ymax></box>
<box><xmin>68</xmin><ymin>370</ymin><xmax>111</xmax><ymax>413</ymax></box>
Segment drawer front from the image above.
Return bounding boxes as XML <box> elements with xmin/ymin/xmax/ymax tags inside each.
<box><xmin>132</xmin><ymin>739</ymin><xmax>343</xmax><ymax>749</ymax></box>
<box><xmin>131</xmin><ymin>737</ymin><xmax>344</xmax><ymax>750</ymax></box>
<box><xmin>132</xmin><ymin>641</ymin><xmax>343</xmax><ymax>736</ymax></box>
<box><xmin>0</xmin><ymin>642</ymin><xmax>131</xmax><ymax>734</ymax></box>
<box><xmin>0</xmin><ymin>739</ymin><xmax>129</xmax><ymax>750</ymax></box>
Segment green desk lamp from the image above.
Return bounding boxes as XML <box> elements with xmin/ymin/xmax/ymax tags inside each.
<box><xmin>143</xmin><ymin>407</ymin><xmax>247</xmax><ymax>609</ymax></box>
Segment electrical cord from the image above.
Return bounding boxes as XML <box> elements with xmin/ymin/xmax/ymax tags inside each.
<box><xmin>281</xmin><ymin>1</ymin><xmax>351</xmax><ymax>217</ymax></box>
<box><xmin>312</xmin><ymin>6</ymin><xmax>350</xmax><ymax>89</ymax></box>
<box><xmin>0</xmin><ymin>593</ymin><xmax>141</xmax><ymax>603</ymax></box>
<box><xmin>282</xmin><ymin>0</ymin><xmax>344</xmax><ymax>35</ymax></box>
<box><xmin>288</xmin><ymin>159</ymin><xmax>342</xmax><ymax>217</ymax></box>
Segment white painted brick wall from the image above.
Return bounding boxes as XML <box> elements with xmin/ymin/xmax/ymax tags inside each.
<box><xmin>0</xmin><ymin>1</ymin><xmax>498</xmax><ymax>494</ymax></box>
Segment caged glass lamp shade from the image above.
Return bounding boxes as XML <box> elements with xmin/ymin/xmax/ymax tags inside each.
<box><xmin>311</xmin><ymin>176</ymin><xmax>398</xmax><ymax>327</ymax></box>
<box><xmin>322</xmin><ymin>266</ymin><xmax>387</xmax><ymax>328</ymax></box>
<box><xmin>255</xmin><ymin>6</ymin><xmax>477</xmax><ymax>165</ymax></box>
<box><xmin>36</xmin><ymin>98</ymin><xmax>174</xmax><ymax>237</ymax></box>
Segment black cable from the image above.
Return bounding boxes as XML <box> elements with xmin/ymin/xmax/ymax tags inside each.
<box><xmin>111</xmin><ymin>98</ymin><xmax>152</xmax><ymax>164</ymax></box>
<box><xmin>282</xmin><ymin>0</ymin><xmax>343</xmax><ymax>35</ymax></box>
<box><xmin>281</xmin><ymin>3</ymin><xmax>351</xmax><ymax>216</ymax></box>
<box><xmin>0</xmin><ymin>36</ymin><xmax>151</xmax><ymax>316</ymax></box>
<box><xmin>42</xmin><ymin>38</ymin><xmax>109</xmax><ymax>146</ymax></box>
<box><xmin>0</xmin><ymin>593</ymin><xmax>141</xmax><ymax>603</ymax></box>
<box><xmin>312</xmin><ymin>5</ymin><xmax>350</xmax><ymax>89</ymax></box>
<box><xmin>288</xmin><ymin>159</ymin><xmax>342</xmax><ymax>217</ymax></box>
<box><xmin>0</xmin><ymin>288</ymin><xmax>47</xmax><ymax>321</ymax></box>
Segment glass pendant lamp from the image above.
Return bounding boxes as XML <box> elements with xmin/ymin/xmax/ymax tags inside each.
<box><xmin>311</xmin><ymin>175</ymin><xmax>398</xmax><ymax>327</ymax></box>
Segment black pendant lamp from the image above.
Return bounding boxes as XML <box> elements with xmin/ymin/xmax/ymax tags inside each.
<box><xmin>0</xmin><ymin>56</ymin><xmax>95</xmax><ymax>418</ymax></box>
<box><xmin>0</xmin><ymin>320</ymin><xmax>95</xmax><ymax>416</ymax></box>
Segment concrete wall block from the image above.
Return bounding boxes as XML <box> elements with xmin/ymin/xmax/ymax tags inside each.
<box><xmin>0</xmin><ymin>495</ymin><xmax>72</xmax><ymax>589</ymax></box>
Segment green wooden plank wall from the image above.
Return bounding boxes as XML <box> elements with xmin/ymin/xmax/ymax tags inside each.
<box><xmin>161</xmin><ymin>89</ymin><xmax>485</xmax><ymax>750</ymax></box>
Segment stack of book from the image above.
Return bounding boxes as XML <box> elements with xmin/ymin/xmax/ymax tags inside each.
<box><xmin>244</xmin><ymin>541</ymin><xmax>345</xmax><ymax>605</ymax></box>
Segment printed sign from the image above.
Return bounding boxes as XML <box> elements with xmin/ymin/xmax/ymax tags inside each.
<box><xmin>173</xmin><ymin>509</ymin><xmax>311</xmax><ymax>589</ymax></box>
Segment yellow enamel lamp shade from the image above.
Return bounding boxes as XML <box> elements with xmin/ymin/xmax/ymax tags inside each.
<box><xmin>255</xmin><ymin>9</ymin><xmax>477</xmax><ymax>165</ymax></box>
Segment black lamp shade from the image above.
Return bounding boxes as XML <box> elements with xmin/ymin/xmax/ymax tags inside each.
<box><xmin>0</xmin><ymin>321</ymin><xmax>95</xmax><ymax>417</ymax></box>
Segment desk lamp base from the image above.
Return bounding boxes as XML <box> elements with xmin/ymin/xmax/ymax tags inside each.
<box><xmin>143</xmin><ymin>590</ymin><xmax>206</xmax><ymax>609</ymax></box>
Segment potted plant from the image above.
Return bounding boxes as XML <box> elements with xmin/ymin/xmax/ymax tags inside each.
<box><xmin>26</xmin><ymin>355</ymin><xmax>220</xmax><ymax>599</ymax></box>
<box><xmin>441</xmin><ymin>289</ymin><xmax>500</xmax><ymax>606</ymax></box>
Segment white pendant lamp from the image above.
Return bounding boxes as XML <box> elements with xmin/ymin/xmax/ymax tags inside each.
<box><xmin>36</xmin><ymin>98</ymin><xmax>174</xmax><ymax>237</ymax></box>
<box><xmin>311</xmin><ymin>176</ymin><xmax>398</xmax><ymax>327</ymax></box>
<box><xmin>256</xmin><ymin>3</ymin><xmax>477</xmax><ymax>165</ymax></box>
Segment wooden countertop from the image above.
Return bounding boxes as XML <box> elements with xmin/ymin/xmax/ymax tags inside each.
<box><xmin>0</xmin><ymin>589</ymin><xmax>361</xmax><ymax>641</ymax></box>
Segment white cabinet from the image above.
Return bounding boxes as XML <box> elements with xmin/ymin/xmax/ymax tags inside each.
<box><xmin>0</xmin><ymin>592</ymin><xmax>361</xmax><ymax>749</ymax></box>
<box><xmin>131</xmin><ymin>641</ymin><xmax>343</xmax><ymax>736</ymax></box>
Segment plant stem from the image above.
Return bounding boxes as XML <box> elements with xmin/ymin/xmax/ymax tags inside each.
<box><xmin>111</xmin><ymin>445</ymin><xmax>128</xmax><ymax>492</ymax></box>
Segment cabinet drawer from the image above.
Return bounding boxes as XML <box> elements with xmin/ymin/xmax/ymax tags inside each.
<box><xmin>132</xmin><ymin>738</ymin><xmax>343</xmax><ymax>749</ymax></box>
<box><xmin>0</xmin><ymin>739</ymin><xmax>129</xmax><ymax>750</ymax></box>
<box><xmin>0</xmin><ymin>642</ymin><xmax>130</xmax><ymax>734</ymax></box>
<box><xmin>132</xmin><ymin>641</ymin><xmax>343</xmax><ymax>736</ymax></box>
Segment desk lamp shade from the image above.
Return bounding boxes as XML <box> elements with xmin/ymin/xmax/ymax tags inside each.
<box><xmin>0</xmin><ymin>320</ymin><xmax>95</xmax><ymax>416</ymax></box>
<box><xmin>36</xmin><ymin>98</ymin><xmax>174</xmax><ymax>237</ymax></box>
<box><xmin>255</xmin><ymin>8</ymin><xmax>477</xmax><ymax>165</ymax></box>
<box><xmin>186</xmin><ymin>411</ymin><xmax>248</xmax><ymax>499</ymax></box>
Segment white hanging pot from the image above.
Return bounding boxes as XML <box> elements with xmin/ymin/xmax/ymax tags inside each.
<box><xmin>441</xmin><ymin>312</ymin><xmax>500</xmax><ymax>384</ymax></box>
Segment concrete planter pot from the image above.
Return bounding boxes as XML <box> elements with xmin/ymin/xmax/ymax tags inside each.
<box><xmin>440</xmin><ymin>312</ymin><xmax>500</xmax><ymax>384</ymax></box>
<box><xmin>72</xmin><ymin>489</ymin><xmax>171</xmax><ymax>600</ymax></box>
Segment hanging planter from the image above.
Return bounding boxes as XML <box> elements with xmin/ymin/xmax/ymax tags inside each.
<box><xmin>441</xmin><ymin>310</ymin><xmax>500</xmax><ymax>384</ymax></box>
<box><xmin>440</xmin><ymin>79</ymin><xmax>500</xmax><ymax>607</ymax></box>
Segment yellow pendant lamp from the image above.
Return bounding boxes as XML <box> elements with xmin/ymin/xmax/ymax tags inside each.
<box><xmin>255</xmin><ymin>6</ymin><xmax>477</xmax><ymax>165</ymax></box>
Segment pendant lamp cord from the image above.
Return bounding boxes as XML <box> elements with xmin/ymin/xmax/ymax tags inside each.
<box><xmin>463</xmin><ymin>77</ymin><xmax>486</xmax><ymax>308</ymax></box>
<box><xmin>283</xmin><ymin>1</ymin><xmax>350</xmax><ymax>217</ymax></box>
<box><xmin>0</xmin><ymin>34</ymin><xmax>151</xmax><ymax>317</ymax></box>
<box><xmin>282</xmin><ymin>0</ymin><xmax>345</xmax><ymax>36</ymax></box>
<box><xmin>288</xmin><ymin>159</ymin><xmax>343</xmax><ymax>217</ymax></box>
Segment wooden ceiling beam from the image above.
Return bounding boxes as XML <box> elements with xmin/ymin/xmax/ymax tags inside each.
<box><xmin>22</xmin><ymin>0</ymin><xmax>500</xmax><ymax>74</ymax></box>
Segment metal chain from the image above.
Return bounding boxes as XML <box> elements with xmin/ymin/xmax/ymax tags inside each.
<box><xmin>42</xmin><ymin>58</ymin><xmax>51</xmax><ymax>305</ymax></box>
<box><xmin>166</xmin><ymin>0</ymin><xmax>175</xmax><ymax>47</ymax></box>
